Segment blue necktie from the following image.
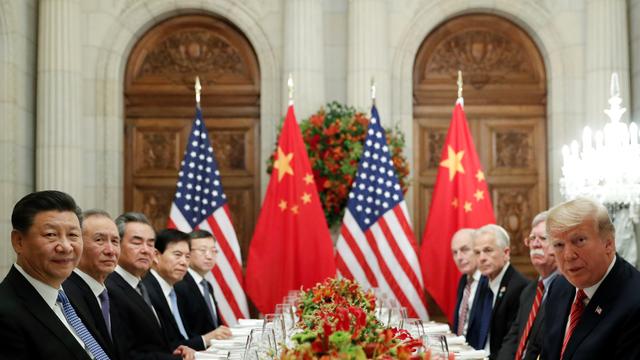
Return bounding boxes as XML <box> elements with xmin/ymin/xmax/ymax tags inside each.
<box><xmin>169</xmin><ymin>289</ymin><xmax>188</xmax><ymax>339</ymax></box>
<box><xmin>57</xmin><ymin>290</ymin><xmax>110</xmax><ymax>360</ymax></box>
<box><xmin>98</xmin><ymin>289</ymin><xmax>111</xmax><ymax>338</ymax></box>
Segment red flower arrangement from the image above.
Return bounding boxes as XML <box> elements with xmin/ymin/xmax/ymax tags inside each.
<box><xmin>280</xmin><ymin>278</ymin><xmax>424</xmax><ymax>360</ymax></box>
<box><xmin>267</xmin><ymin>102</ymin><xmax>410</xmax><ymax>229</ymax></box>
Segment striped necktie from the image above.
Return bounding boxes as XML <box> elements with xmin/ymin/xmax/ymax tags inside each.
<box><xmin>57</xmin><ymin>290</ymin><xmax>110</xmax><ymax>360</ymax></box>
<box><xmin>560</xmin><ymin>289</ymin><xmax>587</xmax><ymax>359</ymax></box>
<box><xmin>457</xmin><ymin>278</ymin><xmax>473</xmax><ymax>335</ymax></box>
<box><xmin>515</xmin><ymin>280</ymin><xmax>544</xmax><ymax>360</ymax></box>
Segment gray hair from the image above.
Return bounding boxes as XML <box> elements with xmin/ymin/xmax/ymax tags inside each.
<box><xmin>546</xmin><ymin>197</ymin><xmax>614</xmax><ymax>241</ymax></box>
<box><xmin>475</xmin><ymin>224</ymin><xmax>510</xmax><ymax>249</ymax></box>
<box><xmin>452</xmin><ymin>228</ymin><xmax>476</xmax><ymax>243</ymax></box>
<box><xmin>531</xmin><ymin>211</ymin><xmax>548</xmax><ymax>228</ymax></box>
<box><xmin>82</xmin><ymin>209</ymin><xmax>112</xmax><ymax>220</ymax></box>
<box><xmin>114</xmin><ymin>212</ymin><xmax>152</xmax><ymax>239</ymax></box>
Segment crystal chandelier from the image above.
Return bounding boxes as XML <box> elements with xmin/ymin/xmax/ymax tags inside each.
<box><xmin>559</xmin><ymin>73</ymin><xmax>640</xmax><ymax>222</ymax></box>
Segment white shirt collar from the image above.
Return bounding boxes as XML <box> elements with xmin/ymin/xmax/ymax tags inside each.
<box><xmin>581</xmin><ymin>255</ymin><xmax>617</xmax><ymax>300</ymax></box>
<box><xmin>187</xmin><ymin>268</ymin><xmax>205</xmax><ymax>284</ymax></box>
<box><xmin>150</xmin><ymin>269</ymin><xmax>174</xmax><ymax>298</ymax></box>
<box><xmin>74</xmin><ymin>268</ymin><xmax>106</xmax><ymax>297</ymax></box>
<box><xmin>14</xmin><ymin>263</ymin><xmax>60</xmax><ymax>309</ymax></box>
<box><xmin>115</xmin><ymin>265</ymin><xmax>140</xmax><ymax>289</ymax></box>
<box><xmin>471</xmin><ymin>269</ymin><xmax>481</xmax><ymax>282</ymax></box>
<box><xmin>489</xmin><ymin>262</ymin><xmax>510</xmax><ymax>299</ymax></box>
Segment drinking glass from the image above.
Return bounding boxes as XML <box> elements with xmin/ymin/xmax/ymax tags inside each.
<box><xmin>404</xmin><ymin>318</ymin><xmax>425</xmax><ymax>338</ymax></box>
<box><xmin>420</xmin><ymin>334</ymin><xmax>452</xmax><ymax>360</ymax></box>
<box><xmin>275</xmin><ymin>303</ymin><xmax>296</xmax><ymax>331</ymax></box>
<box><xmin>242</xmin><ymin>328</ymin><xmax>277</xmax><ymax>360</ymax></box>
<box><xmin>387</xmin><ymin>306</ymin><xmax>407</xmax><ymax>328</ymax></box>
<box><xmin>262</xmin><ymin>313</ymin><xmax>286</xmax><ymax>349</ymax></box>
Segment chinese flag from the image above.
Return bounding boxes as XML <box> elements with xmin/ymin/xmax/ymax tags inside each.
<box><xmin>245</xmin><ymin>105</ymin><xmax>336</xmax><ymax>314</ymax></box>
<box><xmin>420</xmin><ymin>101</ymin><xmax>496</xmax><ymax>322</ymax></box>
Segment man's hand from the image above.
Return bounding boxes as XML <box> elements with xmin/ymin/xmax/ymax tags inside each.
<box><xmin>173</xmin><ymin>345</ymin><xmax>196</xmax><ymax>360</ymax></box>
<box><xmin>204</xmin><ymin>325</ymin><xmax>233</xmax><ymax>342</ymax></box>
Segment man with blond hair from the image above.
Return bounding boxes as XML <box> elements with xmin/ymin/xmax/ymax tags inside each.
<box><xmin>541</xmin><ymin>198</ymin><xmax>640</xmax><ymax>359</ymax></box>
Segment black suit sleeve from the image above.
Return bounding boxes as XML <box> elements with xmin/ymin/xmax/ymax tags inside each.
<box><xmin>496</xmin><ymin>285</ymin><xmax>530</xmax><ymax>360</ymax></box>
<box><xmin>0</xmin><ymin>310</ymin><xmax>29</xmax><ymax>360</ymax></box>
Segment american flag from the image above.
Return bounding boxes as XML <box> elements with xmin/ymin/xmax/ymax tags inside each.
<box><xmin>336</xmin><ymin>105</ymin><xmax>428</xmax><ymax>319</ymax></box>
<box><xmin>168</xmin><ymin>107</ymin><xmax>249</xmax><ymax>325</ymax></box>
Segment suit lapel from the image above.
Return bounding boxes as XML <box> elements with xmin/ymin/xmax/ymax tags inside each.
<box><xmin>563</xmin><ymin>258</ymin><xmax>622</xmax><ymax>359</ymax></box>
<box><xmin>143</xmin><ymin>274</ymin><xmax>182</xmax><ymax>338</ymax></box>
<box><xmin>109</xmin><ymin>272</ymin><xmax>158</xmax><ymax>326</ymax></box>
<box><xmin>7</xmin><ymin>268</ymin><xmax>90</xmax><ymax>360</ymax></box>
<box><xmin>185</xmin><ymin>273</ymin><xmax>216</xmax><ymax>328</ymax></box>
<box><xmin>492</xmin><ymin>265</ymin><xmax>514</xmax><ymax>321</ymax></box>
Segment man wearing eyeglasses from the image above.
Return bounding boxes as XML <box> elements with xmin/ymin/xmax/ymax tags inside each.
<box><xmin>174</xmin><ymin>230</ymin><xmax>231</xmax><ymax>341</ymax></box>
<box><xmin>497</xmin><ymin>211</ymin><xmax>558</xmax><ymax>360</ymax></box>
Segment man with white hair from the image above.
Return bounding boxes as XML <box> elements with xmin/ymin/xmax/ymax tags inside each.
<box><xmin>451</xmin><ymin>228</ymin><xmax>485</xmax><ymax>346</ymax></box>
<box><xmin>471</xmin><ymin>224</ymin><xmax>528</xmax><ymax>359</ymax></box>
<box><xmin>541</xmin><ymin>198</ymin><xmax>640</xmax><ymax>359</ymax></box>
<box><xmin>498</xmin><ymin>211</ymin><xmax>559</xmax><ymax>360</ymax></box>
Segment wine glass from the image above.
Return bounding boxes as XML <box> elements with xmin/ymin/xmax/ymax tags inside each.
<box><xmin>404</xmin><ymin>318</ymin><xmax>425</xmax><ymax>338</ymax></box>
<box><xmin>421</xmin><ymin>334</ymin><xmax>451</xmax><ymax>360</ymax></box>
<box><xmin>243</xmin><ymin>328</ymin><xmax>277</xmax><ymax>360</ymax></box>
<box><xmin>275</xmin><ymin>303</ymin><xmax>296</xmax><ymax>331</ymax></box>
<box><xmin>387</xmin><ymin>306</ymin><xmax>407</xmax><ymax>328</ymax></box>
<box><xmin>262</xmin><ymin>313</ymin><xmax>286</xmax><ymax>349</ymax></box>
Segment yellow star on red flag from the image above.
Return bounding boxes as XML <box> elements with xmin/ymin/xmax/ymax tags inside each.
<box><xmin>273</xmin><ymin>146</ymin><xmax>294</xmax><ymax>182</ymax></box>
<box><xmin>301</xmin><ymin>193</ymin><xmax>311</xmax><ymax>204</ymax></box>
<box><xmin>474</xmin><ymin>190</ymin><xmax>484</xmax><ymax>201</ymax></box>
<box><xmin>440</xmin><ymin>146</ymin><xmax>465</xmax><ymax>181</ymax></box>
<box><xmin>464</xmin><ymin>201</ymin><xmax>472</xmax><ymax>213</ymax></box>
<box><xmin>476</xmin><ymin>170</ymin><xmax>485</xmax><ymax>182</ymax></box>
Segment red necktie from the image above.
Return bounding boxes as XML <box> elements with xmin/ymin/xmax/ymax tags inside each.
<box><xmin>560</xmin><ymin>289</ymin><xmax>587</xmax><ymax>359</ymax></box>
<box><xmin>457</xmin><ymin>278</ymin><xmax>473</xmax><ymax>335</ymax></box>
<box><xmin>514</xmin><ymin>280</ymin><xmax>544</xmax><ymax>360</ymax></box>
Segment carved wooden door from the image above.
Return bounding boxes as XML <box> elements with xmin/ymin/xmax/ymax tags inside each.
<box><xmin>413</xmin><ymin>14</ymin><xmax>547</xmax><ymax>283</ymax></box>
<box><xmin>124</xmin><ymin>15</ymin><xmax>260</xmax><ymax>261</ymax></box>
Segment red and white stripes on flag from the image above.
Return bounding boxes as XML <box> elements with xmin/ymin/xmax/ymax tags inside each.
<box><xmin>168</xmin><ymin>107</ymin><xmax>249</xmax><ymax>325</ymax></box>
<box><xmin>335</xmin><ymin>106</ymin><xmax>428</xmax><ymax>319</ymax></box>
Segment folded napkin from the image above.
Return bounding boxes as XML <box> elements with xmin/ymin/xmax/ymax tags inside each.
<box><xmin>446</xmin><ymin>335</ymin><xmax>466</xmax><ymax>345</ymax></box>
<box><xmin>195</xmin><ymin>352</ymin><xmax>229</xmax><ymax>360</ymax></box>
<box><xmin>455</xmin><ymin>349</ymin><xmax>488</xmax><ymax>359</ymax></box>
<box><xmin>237</xmin><ymin>318</ymin><xmax>264</xmax><ymax>327</ymax></box>
<box><xmin>424</xmin><ymin>324</ymin><xmax>450</xmax><ymax>334</ymax></box>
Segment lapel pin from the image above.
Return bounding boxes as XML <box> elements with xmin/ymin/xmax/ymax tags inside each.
<box><xmin>595</xmin><ymin>306</ymin><xmax>603</xmax><ymax>315</ymax></box>
<box><xmin>499</xmin><ymin>286</ymin><xmax>506</xmax><ymax>298</ymax></box>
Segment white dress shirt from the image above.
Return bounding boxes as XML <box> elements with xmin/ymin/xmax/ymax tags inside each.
<box><xmin>14</xmin><ymin>264</ymin><xmax>89</xmax><ymax>355</ymax></box>
<box><xmin>187</xmin><ymin>268</ymin><xmax>220</xmax><ymax>322</ymax></box>
<box><xmin>114</xmin><ymin>265</ymin><xmax>140</xmax><ymax>289</ymax></box>
<box><xmin>74</xmin><ymin>268</ymin><xmax>107</xmax><ymax>310</ymax></box>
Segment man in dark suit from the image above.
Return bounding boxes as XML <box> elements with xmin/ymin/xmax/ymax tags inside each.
<box><xmin>0</xmin><ymin>190</ymin><xmax>110</xmax><ymax>360</ymax></box>
<box><xmin>175</xmin><ymin>229</ymin><xmax>231</xmax><ymax>339</ymax></box>
<box><xmin>63</xmin><ymin>209</ymin><xmax>122</xmax><ymax>360</ymax></box>
<box><xmin>498</xmin><ymin>211</ymin><xmax>559</xmax><ymax>360</ymax></box>
<box><xmin>105</xmin><ymin>212</ymin><xmax>194</xmax><ymax>360</ymax></box>
<box><xmin>472</xmin><ymin>224</ymin><xmax>528</xmax><ymax>359</ymax></box>
<box><xmin>143</xmin><ymin>229</ymin><xmax>221</xmax><ymax>351</ymax></box>
<box><xmin>450</xmin><ymin>228</ymin><xmax>482</xmax><ymax>339</ymax></box>
<box><xmin>541</xmin><ymin>198</ymin><xmax>640</xmax><ymax>359</ymax></box>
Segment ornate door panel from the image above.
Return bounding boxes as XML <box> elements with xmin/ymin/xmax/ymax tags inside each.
<box><xmin>124</xmin><ymin>15</ymin><xmax>260</xmax><ymax>262</ymax></box>
<box><xmin>413</xmin><ymin>14</ymin><xmax>547</xmax><ymax>287</ymax></box>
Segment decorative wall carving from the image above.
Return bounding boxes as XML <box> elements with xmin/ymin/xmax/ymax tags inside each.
<box><xmin>426</xmin><ymin>30</ymin><xmax>531</xmax><ymax>89</ymax></box>
<box><xmin>139</xmin><ymin>188</ymin><xmax>174</xmax><ymax>231</ymax></box>
<box><xmin>496</xmin><ymin>188</ymin><xmax>532</xmax><ymax>256</ymax></box>
<box><xmin>427</xmin><ymin>131</ymin><xmax>447</xmax><ymax>169</ymax></box>
<box><xmin>495</xmin><ymin>131</ymin><xmax>532</xmax><ymax>168</ymax></box>
<box><xmin>139</xmin><ymin>30</ymin><xmax>246</xmax><ymax>83</ymax></box>
<box><xmin>140</xmin><ymin>132</ymin><xmax>178</xmax><ymax>171</ymax></box>
<box><xmin>210</xmin><ymin>131</ymin><xmax>246</xmax><ymax>171</ymax></box>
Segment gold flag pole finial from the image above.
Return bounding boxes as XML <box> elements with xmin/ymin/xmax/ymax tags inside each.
<box><xmin>370</xmin><ymin>77</ymin><xmax>376</xmax><ymax>106</ymax></box>
<box><xmin>457</xmin><ymin>70</ymin><xmax>464</xmax><ymax>106</ymax></box>
<box><xmin>288</xmin><ymin>73</ymin><xmax>294</xmax><ymax>106</ymax></box>
<box><xmin>195</xmin><ymin>76</ymin><xmax>202</xmax><ymax>105</ymax></box>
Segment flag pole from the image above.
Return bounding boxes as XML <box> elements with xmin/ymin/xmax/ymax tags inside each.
<box><xmin>370</xmin><ymin>77</ymin><xmax>376</xmax><ymax>106</ymax></box>
<box><xmin>195</xmin><ymin>76</ymin><xmax>202</xmax><ymax>108</ymax></box>
<box><xmin>287</xmin><ymin>73</ymin><xmax>294</xmax><ymax>106</ymax></box>
<box><xmin>456</xmin><ymin>70</ymin><xmax>464</xmax><ymax>107</ymax></box>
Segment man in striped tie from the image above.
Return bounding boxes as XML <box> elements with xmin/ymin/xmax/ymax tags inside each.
<box><xmin>451</xmin><ymin>228</ymin><xmax>482</xmax><ymax>339</ymax></box>
<box><xmin>0</xmin><ymin>190</ymin><xmax>110</xmax><ymax>360</ymax></box>
<box><xmin>497</xmin><ymin>211</ymin><xmax>558</xmax><ymax>360</ymax></box>
<box><xmin>541</xmin><ymin>198</ymin><xmax>640</xmax><ymax>359</ymax></box>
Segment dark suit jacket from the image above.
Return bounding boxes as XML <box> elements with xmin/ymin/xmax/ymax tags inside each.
<box><xmin>105</xmin><ymin>271</ymin><xmax>180</xmax><ymax>360</ymax></box>
<box><xmin>174</xmin><ymin>272</ymin><xmax>220</xmax><ymax>336</ymax></box>
<box><xmin>488</xmin><ymin>264</ymin><xmax>528</xmax><ymax>359</ymax></box>
<box><xmin>497</xmin><ymin>274</ymin><xmax>557</xmax><ymax>360</ymax></box>
<box><xmin>142</xmin><ymin>273</ymin><xmax>206</xmax><ymax>351</ymax></box>
<box><xmin>453</xmin><ymin>273</ymin><xmax>485</xmax><ymax>337</ymax></box>
<box><xmin>0</xmin><ymin>266</ymin><xmax>92</xmax><ymax>360</ymax></box>
<box><xmin>541</xmin><ymin>256</ymin><xmax>640</xmax><ymax>360</ymax></box>
<box><xmin>63</xmin><ymin>271</ymin><xmax>120</xmax><ymax>359</ymax></box>
<box><xmin>465</xmin><ymin>275</ymin><xmax>490</xmax><ymax>350</ymax></box>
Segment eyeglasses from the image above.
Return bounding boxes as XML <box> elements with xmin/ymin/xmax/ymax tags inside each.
<box><xmin>524</xmin><ymin>234</ymin><xmax>547</xmax><ymax>247</ymax></box>
<box><xmin>192</xmin><ymin>247</ymin><xmax>218</xmax><ymax>256</ymax></box>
